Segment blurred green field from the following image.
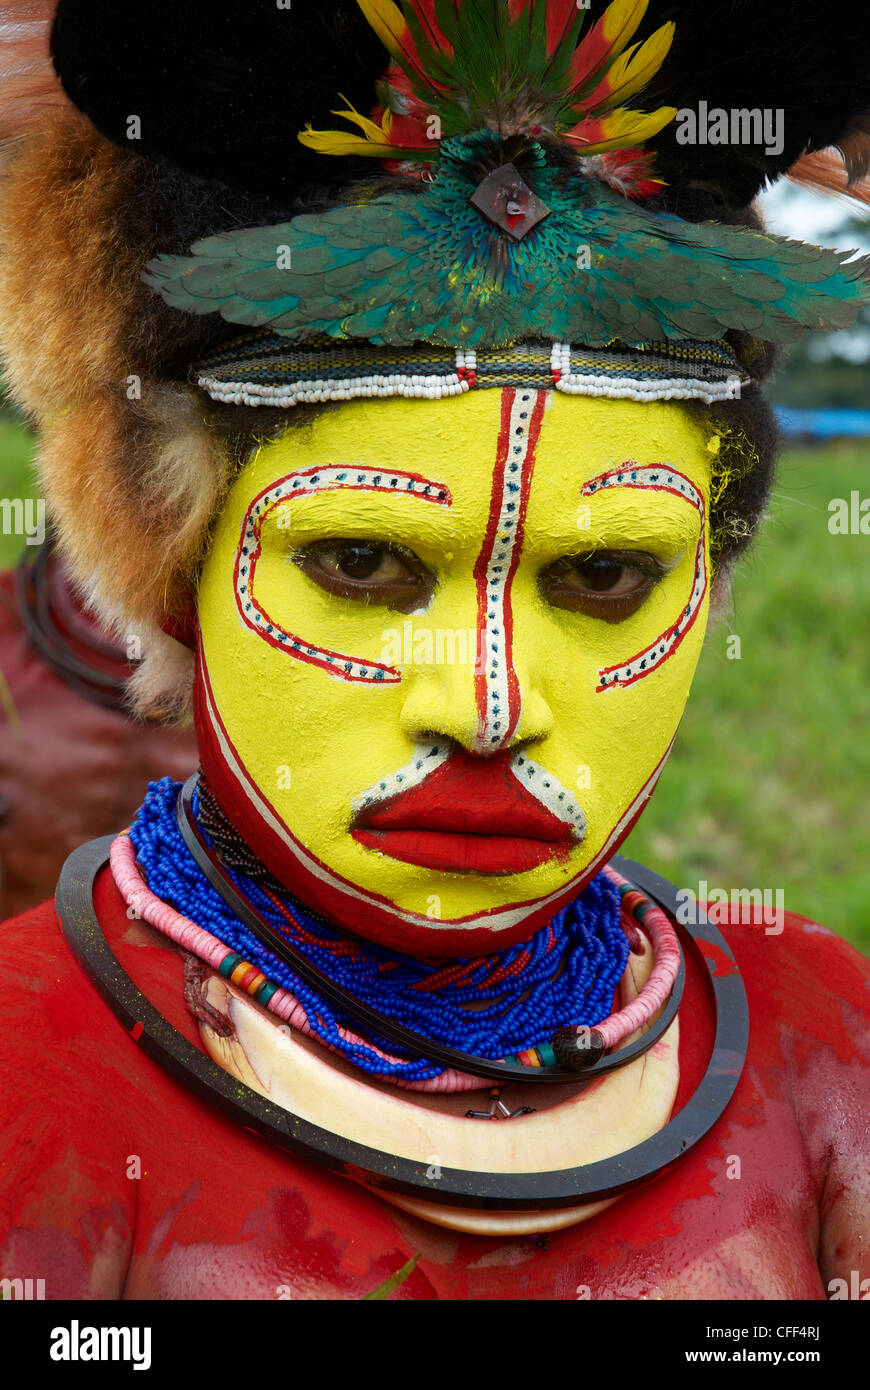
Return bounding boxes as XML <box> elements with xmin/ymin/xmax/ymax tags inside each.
<box><xmin>623</xmin><ymin>440</ymin><xmax>870</xmax><ymax>950</ymax></box>
<box><xmin>0</xmin><ymin>418</ymin><xmax>37</xmax><ymax>563</ymax></box>
<box><xmin>1</xmin><ymin>424</ymin><xmax>867</xmax><ymax>949</ymax></box>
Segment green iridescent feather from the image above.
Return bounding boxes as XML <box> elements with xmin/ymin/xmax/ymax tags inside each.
<box><xmin>143</xmin><ymin>134</ymin><xmax>870</xmax><ymax>349</ymax></box>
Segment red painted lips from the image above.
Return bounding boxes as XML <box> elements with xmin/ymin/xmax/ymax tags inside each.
<box><xmin>352</xmin><ymin>749</ymin><xmax>577</xmax><ymax>875</ymax></box>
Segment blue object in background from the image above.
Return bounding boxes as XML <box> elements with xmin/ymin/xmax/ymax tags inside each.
<box><xmin>775</xmin><ymin>406</ymin><xmax>870</xmax><ymax>439</ymax></box>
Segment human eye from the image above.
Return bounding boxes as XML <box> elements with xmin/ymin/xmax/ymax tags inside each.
<box><xmin>538</xmin><ymin>549</ymin><xmax>669</xmax><ymax>622</ymax></box>
<box><xmin>292</xmin><ymin>540</ymin><xmax>434</xmax><ymax>608</ymax></box>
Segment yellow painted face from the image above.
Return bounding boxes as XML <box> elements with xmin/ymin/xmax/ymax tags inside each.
<box><xmin>196</xmin><ymin>388</ymin><xmax>715</xmax><ymax>956</ymax></box>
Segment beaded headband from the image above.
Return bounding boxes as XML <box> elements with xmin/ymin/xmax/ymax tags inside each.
<box><xmin>196</xmin><ymin>333</ymin><xmax>746</xmax><ymax>410</ymax></box>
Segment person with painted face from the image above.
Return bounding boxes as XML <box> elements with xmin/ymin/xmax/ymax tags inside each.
<box><xmin>0</xmin><ymin>537</ymin><xmax>198</xmax><ymax>919</ymax></box>
<box><xmin>0</xmin><ymin>0</ymin><xmax>867</xmax><ymax>1298</ymax></box>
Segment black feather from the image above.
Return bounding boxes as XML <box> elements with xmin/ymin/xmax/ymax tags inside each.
<box><xmin>50</xmin><ymin>0</ymin><xmax>870</xmax><ymax>209</ymax></box>
<box><xmin>51</xmin><ymin>0</ymin><xmax>388</xmax><ymax>196</ymax></box>
<box><xmin>640</xmin><ymin>0</ymin><xmax>870</xmax><ymax>204</ymax></box>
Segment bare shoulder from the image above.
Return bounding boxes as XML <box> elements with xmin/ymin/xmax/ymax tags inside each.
<box><xmin>716</xmin><ymin>907</ymin><xmax>868</xmax><ymax>1026</ymax></box>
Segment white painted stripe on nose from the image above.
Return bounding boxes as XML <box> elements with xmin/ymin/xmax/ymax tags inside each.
<box><xmin>473</xmin><ymin>388</ymin><xmax>548</xmax><ymax>752</ymax></box>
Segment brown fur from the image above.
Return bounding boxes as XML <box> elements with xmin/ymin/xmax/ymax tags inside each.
<box><xmin>125</xmin><ymin>627</ymin><xmax>196</xmax><ymax>724</ymax></box>
<box><xmin>0</xmin><ymin>107</ymin><xmax>240</xmax><ymax>712</ymax></box>
<box><xmin>32</xmin><ymin>379</ymin><xmax>234</xmax><ymax>718</ymax></box>
<box><xmin>36</xmin><ymin>383</ymin><xmax>229</xmax><ymax>623</ymax></box>
<box><xmin>0</xmin><ymin>107</ymin><xmax>163</xmax><ymax>416</ymax></box>
<box><xmin>836</xmin><ymin>119</ymin><xmax>870</xmax><ymax>184</ymax></box>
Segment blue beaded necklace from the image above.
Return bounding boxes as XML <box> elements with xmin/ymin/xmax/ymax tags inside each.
<box><xmin>129</xmin><ymin>778</ymin><xmax>629</xmax><ymax>1082</ymax></box>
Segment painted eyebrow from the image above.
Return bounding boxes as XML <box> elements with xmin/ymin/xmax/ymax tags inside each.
<box><xmin>580</xmin><ymin>463</ymin><xmax>708</xmax><ymax>694</ymax></box>
<box><xmin>523</xmin><ymin>462</ymin><xmax>699</xmax><ymax>557</ymax></box>
<box><xmin>233</xmin><ymin>465</ymin><xmax>451</xmax><ymax>686</ymax></box>
<box><xmin>259</xmin><ymin>465</ymin><xmax>452</xmax><ymax>510</ymax></box>
<box><xmin>582</xmin><ymin>462</ymin><xmax>702</xmax><ymax>506</ymax></box>
<box><xmin>571</xmin><ymin>461</ymin><xmax>700</xmax><ymax>545</ymax></box>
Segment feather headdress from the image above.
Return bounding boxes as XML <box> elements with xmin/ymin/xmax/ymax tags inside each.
<box><xmin>139</xmin><ymin>0</ymin><xmax>870</xmax><ymax>349</ymax></box>
<box><xmin>42</xmin><ymin>0</ymin><xmax>870</xmax><ymax>203</ymax></box>
<box><xmin>299</xmin><ymin>0</ymin><xmax>676</xmax><ymax>171</ymax></box>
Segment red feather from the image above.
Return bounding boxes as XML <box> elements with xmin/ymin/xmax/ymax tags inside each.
<box><xmin>569</xmin><ymin>0</ymin><xmax>644</xmax><ymax>96</ymax></box>
<box><xmin>544</xmin><ymin>0</ymin><xmax>586</xmax><ymax>58</ymax></box>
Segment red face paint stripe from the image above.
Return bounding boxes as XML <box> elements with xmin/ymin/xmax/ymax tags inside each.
<box><xmin>473</xmin><ymin>388</ymin><xmax>549</xmax><ymax>752</ymax></box>
<box><xmin>502</xmin><ymin>391</ymin><xmax>547</xmax><ymax>743</ymax></box>
<box><xmin>473</xmin><ymin>389</ymin><xmax>514</xmax><ymax>745</ymax></box>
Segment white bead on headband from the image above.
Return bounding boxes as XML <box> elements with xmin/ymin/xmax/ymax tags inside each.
<box><xmin>195</xmin><ymin>335</ymin><xmax>747</xmax><ymax>410</ymax></box>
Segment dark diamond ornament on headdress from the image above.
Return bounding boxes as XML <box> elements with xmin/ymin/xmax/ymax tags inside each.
<box><xmin>469</xmin><ymin>163</ymin><xmax>552</xmax><ymax>241</ymax></box>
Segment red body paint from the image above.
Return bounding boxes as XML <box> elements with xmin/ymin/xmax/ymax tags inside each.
<box><xmin>1</xmin><ymin>872</ymin><xmax>867</xmax><ymax>1300</ymax></box>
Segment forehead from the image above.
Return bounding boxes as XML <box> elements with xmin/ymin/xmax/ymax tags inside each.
<box><xmin>230</xmin><ymin>391</ymin><xmax>714</xmax><ymax>539</ymax></box>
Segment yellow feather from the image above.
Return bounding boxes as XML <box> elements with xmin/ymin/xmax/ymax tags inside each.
<box><xmin>298</xmin><ymin>125</ymin><xmax>403</xmax><ymax>159</ymax></box>
<box><xmin>298</xmin><ymin>98</ymin><xmax>397</xmax><ymax>158</ymax></box>
<box><xmin>355</xmin><ymin>0</ymin><xmax>409</xmax><ymax>60</ymax></box>
<box><xmin>588</xmin><ymin>23</ymin><xmax>676</xmax><ymax>113</ymax></box>
<box><xmin>331</xmin><ymin>101</ymin><xmax>394</xmax><ymax>144</ymax></box>
<box><xmin>568</xmin><ymin>104</ymin><xmax>677</xmax><ymax>156</ymax></box>
<box><xmin>600</xmin><ymin>0</ymin><xmax>649</xmax><ymax>55</ymax></box>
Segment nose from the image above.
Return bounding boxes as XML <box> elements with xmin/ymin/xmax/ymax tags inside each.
<box><xmin>398</xmin><ymin>383</ymin><xmax>553</xmax><ymax>755</ymax></box>
<box><xmin>398</xmin><ymin>637</ymin><xmax>554</xmax><ymax>756</ymax></box>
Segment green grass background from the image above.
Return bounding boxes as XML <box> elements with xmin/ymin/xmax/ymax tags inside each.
<box><xmin>623</xmin><ymin>441</ymin><xmax>870</xmax><ymax>951</ymax></box>
<box><xmin>0</xmin><ymin>418</ymin><xmax>37</xmax><ymax>534</ymax></box>
<box><xmin>1</xmin><ymin>424</ymin><xmax>867</xmax><ymax>950</ymax></box>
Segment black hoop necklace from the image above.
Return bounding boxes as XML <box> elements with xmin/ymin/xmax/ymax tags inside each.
<box><xmin>16</xmin><ymin>538</ymin><xmax>134</xmax><ymax>708</ymax></box>
<box><xmin>57</xmin><ymin>830</ymin><xmax>749</xmax><ymax>1212</ymax></box>
<box><xmin>175</xmin><ymin>774</ymin><xmax>682</xmax><ymax>1085</ymax></box>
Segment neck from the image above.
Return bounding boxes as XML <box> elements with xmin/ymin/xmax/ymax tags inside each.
<box><xmin>121</xmin><ymin>777</ymin><xmax>634</xmax><ymax>1092</ymax></box>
